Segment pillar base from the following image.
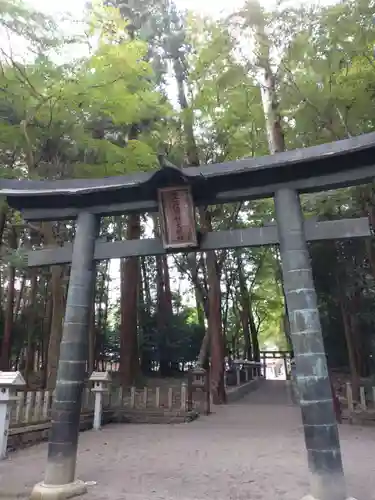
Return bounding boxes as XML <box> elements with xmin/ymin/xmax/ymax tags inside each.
<box><xmin>30</xmin><ymin>480</ymin><xmax>87</xmax><ymax>500</ymax></box>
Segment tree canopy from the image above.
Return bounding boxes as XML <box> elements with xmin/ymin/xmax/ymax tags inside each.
<box><xmin>1</xmin><ymin>0</ymin><xmax>375</xmax><ymax>396</ymax></box>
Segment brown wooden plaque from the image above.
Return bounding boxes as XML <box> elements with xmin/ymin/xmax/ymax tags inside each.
<box><xmin>158</xmin><ymin>186</ymin><xmax>197</xmax><ymax>249</ymax></box>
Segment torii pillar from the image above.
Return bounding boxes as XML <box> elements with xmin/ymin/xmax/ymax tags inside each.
<box><xmin>275</xmin><ymin>188</ymin><xmax>347</xmax><ymax>500</ymax></box>
<box><xmin>31</xmin><ymin>212</ymin><xmax>98</xmax><ymax>500</ymax></box>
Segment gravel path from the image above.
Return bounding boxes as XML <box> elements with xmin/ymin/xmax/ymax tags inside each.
<box><xmin>0</xmin><ymin>381</ymin><xmax>374</xmax><ymax>500</ymax></box>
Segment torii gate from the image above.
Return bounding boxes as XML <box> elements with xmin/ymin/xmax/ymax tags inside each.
<box><xmin>3</xmin><ymin>132</ymin><xmax>375</xmax><ymax>500</ymax></box>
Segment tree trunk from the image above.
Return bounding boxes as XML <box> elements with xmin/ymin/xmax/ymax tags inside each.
<box><xmin>237</xmin><ymin>255</ymin><xmax>252</xmax><ymax>360</ymax></box>
<box><xmin>141</xmin><ymin>257</ymin><xmax>152</xmax><ymax>313</ymax></box>
<box><xmin>0</xmin><ymin>202</ymin><xmax>8</xmax><ymax>248</ymax></box>
<box><xmin>222</xmin><ymin>274</ymin><xmax>231</xmax><ymax>341</ymax></box>
<box><xmin>272</xmin><ymin>248</ymin><xmax>292</xmax><ymax>349</ymax></box>
<box><xmin>357</xmin><ymin>187</ymin><xmax>375</xmax><ymax>275</ymax></box>
<box><xmin>188</xmin><ymin>253</ymin><xmax>207</xmax><ymax>326</ymax></box>
<box><xmin>42</xmin><ymin>284</ymin><xmax>53</xmax><ymax>388</ymax></box>
<box><xmin>195</xmin><ymin>289</ymin><xmax>206</xmax><ymax>330</ymax></box>
<box><xmin>350</xmin><ymin>290</ymin><xmax>364</xmax><ymax>378</ymax></box>
<box><xmin>172</xmin><ymin>48</ymin><xmax>225</xmax><ymax>400</ymax></box>
<box><xmin>25</xmin><ymin>271</ymin><xmax>38</xmax><ymax>384</ymax></box>
<box><xmin>41</xmin><ymin>222</ymin><xmax>66</xmax><ymax>389</ymax></box>
<box><xmin>120</xmin><ymin>214</ymin><xmax>141</xmax><ymax>386</ymax></box>
<box><xmin>103</xmin><ymin>271</ymin><xmax>110</xmax><ymax>331</ymax></box>
<box><xmin>153</xmin><ymin>215</ymin><xmax>173</xmax><ymax>376</ymax></box>
<box><xmin>257</xmin><ymin>30</ymin><xmax>289</xmax><ymax>363</ymax></box>
<box><xmin>207</xmin><ymin>250</ymin><xmax>226</xmax><ymax>403</ymax></box>
<box><xmin>0</xmin><ymin>225</ymin><xmax>17</xmax><ymax>369</ymax></box>
<box><xmin>88</xmin><ymin>268</ymin><xmax>97</xmax><ymax>375</ymax></box>
<box><xmin>197</xmin><ymin>331</ymin><xmax>209</xmax><ymax>367</ymax></box>
<box><xmin>155</xmin><ymin>252</ymin><xmax>168</xmax><ymax>375</ymax></box>
<box><xmin>338</xmin><ymin>289</ymin><xmax>360</xmax><ymax>400</ymax></box>
<box><xmin>249</xmin><ymin>305</ymin><xmax>260</xmax><ymax>363</ymax></box>
<box><xmin>259</xmin><ymin>51</ymin><xmax>285</xmax><ymax>154</ymax></box>
<box><xmin>162</xmin><ymin>255</ymin><xmax>173</xmax><ymax>313</ymax></box>
<box><xmin>188</xmin><ymin>255</ymin><xmax>209</xmax><ymax>364</ymax></box>
<box><xmin>47</xmin><ymin>265</ymin><xmax>65</xmax><ymax>389</ymax></box>
<box><xmin>200</xmin><ymin>208</ymin><xmax>226</xmax><ymax>404</ymax></box>
<box><xmin>14</xmin><ymin>274</ymin><xmax>26</xmax><ymax>319</ymax></box>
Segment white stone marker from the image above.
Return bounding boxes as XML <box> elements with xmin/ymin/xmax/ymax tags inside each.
<box><xmin>89</xmin><ymin>371</ymin><xmax>111</xmax><ymax>431</ymax></box>
<box><xmin>0</xmin><ymin>371</ymin><xmax>26</xmax><ymax>459</ymax></box>
<box><xmin>301</xmin><ymin>496</ymin><xmax>357</xmax><ymax>500</ymax></box>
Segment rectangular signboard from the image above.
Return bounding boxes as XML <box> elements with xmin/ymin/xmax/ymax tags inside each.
<box><xmin>158</xmin><ymin>186</ymin><xmax>198</xmax><ymax>249</ymax></box>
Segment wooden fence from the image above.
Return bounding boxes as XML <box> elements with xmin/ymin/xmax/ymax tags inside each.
<box><xmin>12</xmin><ymin>378</ymin><xmax>375</xmax><ymax>431</ymax></box>
<box><xmin>9</xmin><ymin>368</ymin><xmax>261</xmax><ymax>429</ymax></box>
<box><xmin>4</xmin><ymin>383</ymin><xmax>198</xmax><ymax>453</ymax></box>
<box><xmin>344</xmin><ymin>382</ymin><xmax>375</xmax><ymax>411</ymax></box>
<box><xmin>11</xmin><ymin>390</ymin><xmax>55</xmax><ymax>427</ymax></box>
<box><xmin>3</xmin><ymin>370</ymin><xmax>263</xmax><ymax>456</ymax></box>
<box><xmin>9</xmin><ymin>383</ymin><xmax>191</xmax><ymax>430</ymax></box>
<box><xmin>341</xmin><ymin>381</ymin><xmax>375</xmax><ymax>424</ymax></box>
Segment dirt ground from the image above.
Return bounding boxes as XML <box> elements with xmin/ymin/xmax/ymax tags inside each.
<box><xmin>1</xmin><ymin>381</ymin><xmax>374</xmax><ymax>500</ymax></box>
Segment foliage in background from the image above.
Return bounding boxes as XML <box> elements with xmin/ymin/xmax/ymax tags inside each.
<box><xmin>0</xmin><ymin>0</ymin><xmax>375</xmax><ymax>386</ymax></box>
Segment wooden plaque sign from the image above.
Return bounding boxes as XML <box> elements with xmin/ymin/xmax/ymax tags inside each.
<box><xmin>158</xmin><ymin>186</ymin><xmax>197</xmax><ymax>249</ymax></box>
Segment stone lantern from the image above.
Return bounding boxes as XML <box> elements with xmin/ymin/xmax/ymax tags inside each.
<box><xmin>0</xmin><ymin>371</ymin><xmax>26</xmax><ymax>458</ymax></box>
<box><xmin>89</xmin><ymin>371</ymin><xmax>111</xmax><ymax>430</ymax></box>
<box><xmin>188</xmin><ymin>367</ymin><xmax>210</xmax><ymax>415</ymax></box>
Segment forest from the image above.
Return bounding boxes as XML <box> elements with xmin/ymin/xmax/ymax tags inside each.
<box><xmin>0</xmin><ymin>0</ymin><xmax>374</xmax><ymax>404</ymax></box>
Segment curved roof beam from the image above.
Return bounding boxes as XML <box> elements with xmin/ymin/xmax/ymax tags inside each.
<box><xmin>1</xmin><ymin>131</ymin><xmax>375</xmax><ymax>213</ymax></box>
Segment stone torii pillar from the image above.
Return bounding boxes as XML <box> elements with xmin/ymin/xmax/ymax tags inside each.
<box><xmin>275</xmin><ymin>188</ymin><xmax>347</xmax><ymax>500</ymax></box>
<box><xmin>31</xmin><ymin>212</ymin><xmax>98</xmax><ymax>500</ymax></box>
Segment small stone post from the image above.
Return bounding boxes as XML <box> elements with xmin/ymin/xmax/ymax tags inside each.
<box><xmin>275</xmin><ymin>188</ymin><xmax>346</xmax><ymax>500</ymax></box>
<box><xmin>180</xmin><ymin>383</ymin><xmax>187</xmax><ymax>411</ymax></box>
<box><xmin>0</xmin><ymin>372</ymin><xmax>25</xmax><ymax>459</ymax></box>
<box><xmin>262</xmin><ymin>353</ymin><xmax>267</xmax><ymax>378</ymax></box>
<box><xmin>89</xmin><ymin>371</ymin><xmax>111</xmax><ymax>431</ymax></box>
<box><xmin>236</xmin><ymin>367</ymin><xmax>241</xmax><ymax>386</ymax></box>
<box><xmin>283</xmin><ymin>355</ymin><xmax>288</xmax><ymax>380</ymax></box>
<box><xmin>31</xmin><ymin>211</ymin><xmax>98</xmax><ymax>500</ymax></box>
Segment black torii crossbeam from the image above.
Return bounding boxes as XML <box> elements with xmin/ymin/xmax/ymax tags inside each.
<box><xmin>25</xmin><ymin>217</ymin><xmax>371</xmax><ymax>267</ymax></box>
<box><xmin>2</xmin><ymin>132</ymin><xmax>375</xmax><ymax>500</ymax></box>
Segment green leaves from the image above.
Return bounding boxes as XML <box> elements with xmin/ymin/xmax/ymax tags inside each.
<box><xmin>277</xmin><ymin>0</ymin><xmax>375</xmax><ymax>145</ymax></box>
<box><xmin>185</xmin><ymin>15</ymin><xmax>266</xmax><ymax>163</ymax></box>
<box><xmin>0</xmin><ymin>0</ymin><xmax>60</xmax><ymax>53</ymax></box>
<box><xmin>1</xmin><ymin>0</ymin><xmax>375</xmax><ymax>362</ymax></box>
<box><xmin>3</xmin><ymin>246</ymin><xmax>27</xmax><ymax>269</ymax></box>
<box><xmin>0</xmin><ymin>0</ymin><xmax>169</xmax><ymax>181</ymax></box>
